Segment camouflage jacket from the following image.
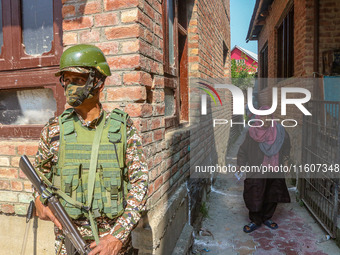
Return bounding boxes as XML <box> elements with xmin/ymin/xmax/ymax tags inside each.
<box><xmin>34</xmin><ymin>106</ymin><xmax>148</xmax><ymax>244</ymax></box>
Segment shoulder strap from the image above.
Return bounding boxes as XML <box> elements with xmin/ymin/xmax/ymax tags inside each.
<box><xmin>87</xmin><ymin>111</ymin><xmax>107</xmax><ymax>244</ymax></box>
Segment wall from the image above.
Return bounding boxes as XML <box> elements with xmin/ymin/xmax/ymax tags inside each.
<box><xmin>231</xmin><ymin>47</ymin><xmax>258</xmax><ymax>71</ymax></box>
<box><xmin>255</xmin><ymin>0</ymin><xmax>310</xmax><ymax>164</ymax></box>
<box><xmin>0</xmin><ymin>0</ymin><xmax>231</xmax><ymax>254</ymax></box>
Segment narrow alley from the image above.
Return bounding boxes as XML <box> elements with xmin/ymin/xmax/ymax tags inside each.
<box><xmin>191</xmin><ymin>129</ymin><xmax>340</xmax><ymax>255</ymax></box>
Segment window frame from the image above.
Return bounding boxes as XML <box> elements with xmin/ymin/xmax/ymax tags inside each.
<box><xmin>0</xmin><ymin>0</ymin><xmax>64</xmax><ymax>138</ymax></box>
<box><xmin>0</xmin><ymin>0</ymin><xmax>63</xmax><ymax>71</ymax></box>
<box><xmin>260</xmin><ymin>43</ymin><xmax>268</xmax><ymax>89</ymax></box>
<box><xmin>162</xmin><ymin>0</ymin><xmax>189</xmax><ymax>130</ymax></box>
<box><xmin>277</xmin><ymin>6</ymin><xmax>294</xmax><ymax>78</ymax></box>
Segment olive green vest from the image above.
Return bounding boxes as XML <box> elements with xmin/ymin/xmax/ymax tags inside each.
<box><xmin>52</xmin><ymin>108</ymin><xmax>129</xmax><ymax>220</ymax></box>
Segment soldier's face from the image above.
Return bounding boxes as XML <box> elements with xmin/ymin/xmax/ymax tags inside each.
<box><xmin>63</xmin><ymin>72</ymin><xmax>89</xmax><ymax>87</ymax></box>
<box><xmin>63</xmin><ymin>72</ymin><xmax>93</xmax><ymax>107</ymax></box>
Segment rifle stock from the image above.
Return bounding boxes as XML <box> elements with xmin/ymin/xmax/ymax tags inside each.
<box><xmin>19</xmin><ymin>155</ymin><xmax>91</xmax><ymax>255</ymax></box>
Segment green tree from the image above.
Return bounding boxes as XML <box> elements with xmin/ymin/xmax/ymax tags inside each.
<box><xmin>231</xmin><ymin>53</ymin><xmax>256</xmax><ymax>90</ymax></box>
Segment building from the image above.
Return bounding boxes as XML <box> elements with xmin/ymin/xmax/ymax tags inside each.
<box><xmin>231</xmin><ymin>45</ymin><xmax>258</xmax><ymax>73</ymax></box>
<box><xmin>0</xmin><ymin>1</ymin><xmax>231</xmax><ymax>254</ymax></box>
<box><xmin>247</xmin><ymin>0</ymin><xmax>340</xmax><ymax>242</ymax></box>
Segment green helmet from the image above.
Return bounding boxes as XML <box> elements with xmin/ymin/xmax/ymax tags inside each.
<box><xmin>55</xmin><ymin>44</ymin><xmax>111</xmax><ymax>77</ymax></box>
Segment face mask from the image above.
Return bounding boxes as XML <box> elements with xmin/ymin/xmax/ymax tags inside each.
<box><xmin>65</xmin><ymin>83</ymin><xmax>94</xmax><ymax>107</ymax></box>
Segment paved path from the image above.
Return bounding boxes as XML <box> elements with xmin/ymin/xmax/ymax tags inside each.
<box><xmin>192</xmin><ymin>130</ymin><xmax>340</xmax><ymax>255</ymax></box>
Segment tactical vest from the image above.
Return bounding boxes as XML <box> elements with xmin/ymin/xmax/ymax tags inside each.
<box><xmin>52</xmin><ymin>108</ymin><xmax>129</xmax><ymax>220</ymax></box>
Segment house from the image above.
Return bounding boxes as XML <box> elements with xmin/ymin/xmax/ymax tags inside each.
<box><xmin>0</xmin><ymin>1</ymin><xmax>231</xmax><ymax>254</ymax></box>
<box><xmin>231</xmin><ymin>45</ymin><xmax>258</xmax><ymax>73</ymax></box>
<box><xmin>247</xmin><ymin>0</ymin><xmax>340</xmax><ymax>241</ymax></box>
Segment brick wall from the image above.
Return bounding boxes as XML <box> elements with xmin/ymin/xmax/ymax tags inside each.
<box><xmin>256</xmin><ymin>0</ymin><xmax>340</xmax><ymax>165</ymax></box>
<box><xmin>185</xmin><ymin>0</ymin><xmax>232</xmax><ymax>235</ymax></box>
<box><xmin>0</xmin><ymin>142</ymin><xmax>37</xmax><ymax>215</ymax></box>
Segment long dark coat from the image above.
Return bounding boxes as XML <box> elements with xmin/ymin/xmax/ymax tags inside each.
<box><xmin>237</xmin><ymin>130</ymin><xmax>291</xmax><ymax>212</ymax></box>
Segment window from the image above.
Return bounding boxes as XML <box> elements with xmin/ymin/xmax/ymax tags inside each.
<box><xmin>260</xmin><ymin>43</ymin><xmax>268</xmax><ymax>89</ymax></box>
<box><xmin>223</xmin><ymin>42</ymin><xmax>228</xmax><ymax>76</ymax></box>
<box><xmin>0</xmin><ymin>0</ymin><xmax>64</xmax><ymax>138</ymax></box>
<box><xmin>235</xmin><ymin>59</ymin><xmax>245</xmax><ymax>65</ymax></box>
<box><xmin>162</xmin><ymin>0</ymin><xmax>189</xmax><ymax>129</ymax></box>
<box><xmin>277</xmin><ymin>6</ymin><xmax>294</xmax><ymax>78</ymax></box>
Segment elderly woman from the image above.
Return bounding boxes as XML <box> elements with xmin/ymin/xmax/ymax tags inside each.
<box><xmin>237</xmin><ymin>106</ymin><xmax>291</xmax><ymax>233</ymax></box>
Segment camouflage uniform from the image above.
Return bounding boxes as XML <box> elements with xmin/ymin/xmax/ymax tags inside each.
<box><xmin>34</xmin><ymin>106</ymin><xmax>148</xmax><ymax>254</ymax></box>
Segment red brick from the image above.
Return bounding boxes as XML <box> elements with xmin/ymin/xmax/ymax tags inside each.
<box><xmin>63</xmin><ymin>32</ymin><xmax>78</xmax><ymax>45</ymax></box>
<box><xmin>123</xmin><ymin>71</ymin><xmax>152</xmax><ymax>86</ymax></box>
<box><xmin>148</xmin><ymin>183</ymin><xmax>154</xmax><ymax>195</ymax></box>
<box><xmin>138</xmin><ymin>40</ymin><xmax>152</xmax><ymax>57</ymax></box>
<box><xmin>154</xmin><ymin>104</ymin><xmax>165</xmax><ymax>116</ymax></box>
<box><xmin>19</xmin><ymin>170</ymin><xmax>28</xmax><ymax>180</ymax></box>
<box><xmin>150</xmin><ymin>118</ymin><xmax>162</xmax><ymax>130</ymax></box>
<box><xmin>107</xmin><ymin>87</ymin><xmax>146</xmax><ymax>102</ymax></box>
<box><xmin>121</xmin><ymin>9</ymin><xmax>138</xmax><ymax>23</ymax></box>
<box><xmin>63</xmin><ymin>17</ymin><xmax>93</xmax><ymax>31</ymax></box>
<box><xmin>17</xmin><ymin>144</ymin><xmax>38</xmax><ymax>156</ymax></box>
<box><xmin>0</xmin><ymin>143</ymin><xmax>16</xmax><ymax>155</ymax></box>
<box><xmin>11</xmin><ymin>181</ymin><xmax>23</xmax><ymax>191</ymax></box>
<box><xmin>154</xmin><ymin>24</ymin><xmax>162</xmax><ymax>38</ymax></box>
<box><xmin>150</xmin><ymin>62</ymin><xmax>162</xmax><ymax>74</ymax></box>
<box><xmin>105</xmin><ymin>24</ymin><xmax>141</xmax><ymax>40</ymax></box>
<box><xmin>144</xmin><ymin>2</ymin><xmax>155</xmax><ymax>20</ymax></box>
<box><xmin>141</xmin><ymin>131</ymin><xmax>153</xmax><ymax>145</ymax></box>
<box><xmin>1</xmin><ymin>204</ymin><xmax>14</xmax><ymax>214</ymax></box>
<box><xmin>104</xmin><ymin>0</ymin><xmax>139</xmax><ymax>11</ymax></box>
<box><xmin>62</xmin><ymin>5</ymin><xmax>75</xmax><ymax>18</ymax></box>
<box><xmin>153</xmin><ymin>152</ymin><xmax>163</xmax><ymax>166</ymax></box>
<box><xmin>153</xmin><ymin>129</ymin><xmax>163</xmax><ymax>141</ymax></box>
<box><xmin>125</xmin><ymin>103</ymin><xmax>153</xmax><ymax>117</ymax></box>
<box><xmin>163</xmin><ymin>170</ymin><xmax>171</xmax><ymax>182</ymax></box>
<box><xmin>95</xmin><ymin>41</ymin><xmax>119</xmax><ymax>56</ymax></box>
<box><xmin>100</xmin><ymin>90</ymin><xmax>106</xmax><ymax>101</ymax></box>
<box><xmin>79</xmin><ymin>29</ymin><xmax>100</xmax><ymax>43</ymax></box>
<box><xmin>78</xmin><ymin>2</ymin><xmax>101</xmax><ymax>15</ymax></box>
<box><xmin>0</xmin><ymin>169</ymin><xmax>18</xmax><ymax>179</ymax></box>
<box><xmin>154</xmin><ymin>175</ymin><xmax>163</xmax><ymax>191</ymax></box>
<box><xmin>23</xmin><ymin>181</ymin><xmax>33</xmax><ymax>192</ymax></box>
<box><xmin>121</xmin><ymin>40</ymin><xmax>139</xmax><ymax>54</ymax></box>
<box><xmin>107</xmin><ymin>55</ymin><xmax>140</xmax><ymax>70</ymax></box>
<box><xmin>132</xmin><ymin>119</ymin><xmax>148</xmax><ymax>132</ymax></box>
<box><xmin>0</xmin><ymin>156</ymin><xmax>10</xmax><ymax>166</ymax></box>
<box><xmin>102</xmin><ymin>103</ymin><xmax>122</xmax><ymax>112</ymax></box>
<box><xmin>104</xmin><ymin>72</ymin><xmax>122</xmax><ymax>85</ymax></box>
<box><xmin>94</xmin><ymin>13</ymin><xmax>119</xmax><ymax>27</ymax></box>
<box><xmin>0</xmin><ymin>180</ymin><xmax>10</xmax><ymax>190</ymax></box>
<box><xmin>62</xmin><ymin>0</ymin><xmax>86</xmax><ymax>3</ymax></box>
<box><xmin>138</xmin><ymin>11</ymin><xmax>153</xmax><ymax>29</ymax></box>
<box><xmin>153</xmin><ymin>76</ymin><xmax>164</xmax><ymax>88</ymax></box>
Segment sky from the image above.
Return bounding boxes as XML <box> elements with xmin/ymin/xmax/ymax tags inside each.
<box><xmin>230</xmin><ymin>0</ymin><xmax>258</xmax><ymax>54</ymax></box>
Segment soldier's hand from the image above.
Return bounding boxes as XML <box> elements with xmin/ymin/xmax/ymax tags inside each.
<box><xmin>89</xmin><ymin>235</ymin><xmax>123</xmax><ymax>255</ymax></box>
<box><xmin>34</xmin><ymin>195</ymin><xmax>62</xmax><ymax>230</ymax></box>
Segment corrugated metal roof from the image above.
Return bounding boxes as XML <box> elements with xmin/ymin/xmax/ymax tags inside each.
<box><xmin>232</xmin><ymin>45</ymin><xmax>258</xmax><ymax>62</ymax></box>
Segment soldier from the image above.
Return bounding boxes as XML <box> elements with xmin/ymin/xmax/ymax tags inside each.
<box><xmin>33</xmin><ymin>44</ymin><xmax>148</xmax><ymax>255</ymax></box>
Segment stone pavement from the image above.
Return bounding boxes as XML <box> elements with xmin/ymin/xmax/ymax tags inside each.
<box><xmin>191</xmin><ymin>130</ymin><xmax>340</xmax><ymax>255</ymax></box>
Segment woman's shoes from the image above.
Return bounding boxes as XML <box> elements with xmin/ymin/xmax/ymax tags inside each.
<box><xmin>243</xmin><ymin>222</ymin><xmax>261</xmax><ymax>233</ymax></box>
<box><xmin>263</xmin><ymin>219</ymin><xmax>278</xmax><ymax>229</ymax></box>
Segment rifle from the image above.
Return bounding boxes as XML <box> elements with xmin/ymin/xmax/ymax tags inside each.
<box><xmin>19</xmin><ymin>155</ymin><xmax>91</xmax><ymax>255</ymax></box>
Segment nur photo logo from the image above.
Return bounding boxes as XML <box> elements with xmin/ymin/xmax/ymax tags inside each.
<box><xmin>199</xmin><ymin>82</ymin><xmax>312</xmax><ymax>128</ymax></box>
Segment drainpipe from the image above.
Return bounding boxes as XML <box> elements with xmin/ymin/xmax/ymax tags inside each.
<box><xmin>313</xmin><ymin>0</ymin><xmax>320</xmax><ymax>99</ymax></box>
